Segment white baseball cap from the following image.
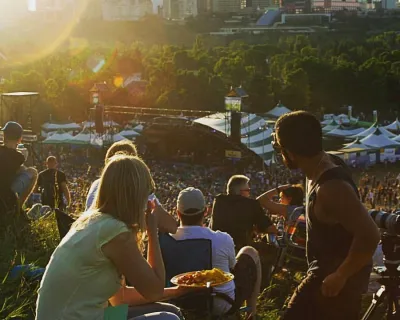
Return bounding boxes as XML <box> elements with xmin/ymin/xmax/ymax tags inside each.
<box><xmin>177</xmin><ymin>187</ymin><xmax>206</xmax><ymax>215</ymax></box>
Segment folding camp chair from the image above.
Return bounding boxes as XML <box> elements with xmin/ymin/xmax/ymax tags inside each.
<box><xmin>159</xmin><ymin>233</ymin><xmax>249</xmax><ymax>320</ymax></box>
<box><xmin>54</xmin><ymin>208</ymin><xmax>76</xmax><ymax>240</ymax></box>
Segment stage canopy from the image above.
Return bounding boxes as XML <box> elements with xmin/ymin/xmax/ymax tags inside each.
<box><xmin>195</xmin><ymin>113</ymin><xmax>274</xmax><ymax>164</ymax></box>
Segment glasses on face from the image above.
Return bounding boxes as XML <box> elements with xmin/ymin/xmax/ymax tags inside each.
<box><xmin>271</xmin><ymin>133</ymin><xmax>283</xmax><ymax>156</ymax></box>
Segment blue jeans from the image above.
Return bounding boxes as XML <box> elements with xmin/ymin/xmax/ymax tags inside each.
<box><xmin>127</xmin><ymin>302</ymin><xmax>183</xmax><ymax>320</ymax></box>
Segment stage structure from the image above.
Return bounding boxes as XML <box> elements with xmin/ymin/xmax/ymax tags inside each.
<box><xmin>0</xmin><ymin>92</ymin><xmax>40</xmax><ymax>131</ymax></box>
<box><xmin>0</xmin><ymin>92</ymin><xmax>39</xmax><ymax>166</ymax></box>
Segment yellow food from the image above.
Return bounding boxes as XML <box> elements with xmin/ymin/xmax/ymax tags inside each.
<box><xmin>176</xmin><ymin>268</ymin><xmax>230</xmax><ymax>286</ymax></box>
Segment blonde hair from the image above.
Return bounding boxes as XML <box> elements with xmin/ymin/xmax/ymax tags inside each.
<box><xmin>75</xmin><ymin>154</ymin><xmax>154</xmax><ymax>234</ymax></box>
<box><xmin>226</xmin><ymin>175</ymin><xmax>250</xmax><ymax>195</ymax></box>
<box><xmin>105</xmin><ymin>140</ymin><xmax>137</xmax><ymax>162</ymax></box>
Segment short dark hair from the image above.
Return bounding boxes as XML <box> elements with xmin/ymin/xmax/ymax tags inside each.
<box><xmin>275</xmin><ymin>111</ymin><xmax>322</xmax><ymax>157</ymax></box>
<box><xmin>282</xmin><ymin>184</ymin><xmax>304</xmax><ymax>206</ymax></box>
<box><xmin>180</xmin><ymin>208</ymin><xmax>205</xmax><ymax>226</ymax></box>
<box><xmin>105</xmin><ymin>140</ymin><xmax>137</xmax><ymax>161</ymax></box>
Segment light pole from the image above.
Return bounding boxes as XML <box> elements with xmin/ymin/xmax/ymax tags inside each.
<box><xmin>259</xmin><ymin>121</ymin><xmax>269</xmax><ymax>173</ymax></box>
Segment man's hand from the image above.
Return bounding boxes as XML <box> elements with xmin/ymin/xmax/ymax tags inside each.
<box><xmin>321</xmin><ymin>272</ymin><xmax>347</xmax><ymax>297</ymax></box>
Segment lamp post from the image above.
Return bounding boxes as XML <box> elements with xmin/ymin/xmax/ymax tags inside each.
<box><xmin>259</xmin><ymin>121</ymin><xmax>269</xmax><ymax>173</ymax></box>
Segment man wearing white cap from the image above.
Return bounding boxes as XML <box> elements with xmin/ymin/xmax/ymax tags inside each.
<box><xmin>171</xmin><ymin>187</ymin><xmax>261</xmax><ymax>318</ymax></box>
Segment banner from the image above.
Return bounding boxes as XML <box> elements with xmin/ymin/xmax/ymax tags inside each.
<box><xmin>225</xmin><ymin>97</ymin><xmax>241</xmax><ymax>112</ymax></box>
<box><xmin>225</xmin><ymin>150</ymin><xmax>242</xmax><ymax>159</ymax></box>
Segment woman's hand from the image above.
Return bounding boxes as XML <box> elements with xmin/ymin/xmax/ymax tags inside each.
<box><xmin>145</xmin><ymin>203</ymin><xmax>158</xmax><ymax>236</ymax></box>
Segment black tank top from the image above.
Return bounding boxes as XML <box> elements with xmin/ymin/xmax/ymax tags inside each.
<box><xmin>306</xmin><ymin>166</ymin><xmax>359</xmax><ymax>275</ymax></box>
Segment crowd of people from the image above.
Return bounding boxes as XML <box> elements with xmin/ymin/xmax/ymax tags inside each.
<box><xmin>358</xmin><ymin>172</ymin><xmax>400</xmax><ymax>212</ymax></box>
<box><xmin>0</xmin><ymin>111</ymin><xmax>388</xmax><ymax>320</ymax></box>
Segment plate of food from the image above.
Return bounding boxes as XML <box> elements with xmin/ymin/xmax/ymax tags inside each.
<box><xmin>170</xmin><ymin>268</ymin><xmax>234</xmax><ymax>287</ymax></box>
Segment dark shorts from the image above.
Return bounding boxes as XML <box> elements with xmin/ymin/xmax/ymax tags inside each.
<box><xmin>283</xmin><ymin>272</ymin><xmax>363</xmax><ymax>320</ymax></box>
<box><xmin>230</xmin><ymin>253</ymin><xmax>258</xmax><ymax>310</ymax></box>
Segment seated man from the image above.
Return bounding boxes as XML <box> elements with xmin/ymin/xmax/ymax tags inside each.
<box><xmin>0</xmin><ymin>121</ymin><xmax>37</xmax><ymax>208</ymax></box>
<box><xmin>171</xmin><ymin>187</ymin><xmax>261</xmax><ymax>317</ymax></box>
<box><xmin>210</xmin><ymin>174</ymin><xmax>276</xmax><ymax>251</ymax></box>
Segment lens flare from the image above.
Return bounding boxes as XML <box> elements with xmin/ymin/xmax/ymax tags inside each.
<box><xmin>113</xmin><ymin>75</ymin><xmax>124</xmax><ymax>88</ymax></box>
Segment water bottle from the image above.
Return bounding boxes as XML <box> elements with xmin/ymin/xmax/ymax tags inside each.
<box><xmin>17</xmin><ymin>144</ymin><xmax>29</xmax><ymax>161</ymax></box>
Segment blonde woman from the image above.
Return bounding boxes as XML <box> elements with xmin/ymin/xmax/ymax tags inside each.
<box><xmin>36</xmin><ymin>155</ymin><xmax>183</xmax><ymax>320</ymax></box>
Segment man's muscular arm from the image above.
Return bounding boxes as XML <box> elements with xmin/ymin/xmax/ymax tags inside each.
<box><xmin>316</xmin><ymin>179</ymin><xmax>380</xmax><ymax>297</ymax></box>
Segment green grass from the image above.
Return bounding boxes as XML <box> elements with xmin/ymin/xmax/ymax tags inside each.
<box><xmin>0</xmin><ymin>213</ymin><xmax>387</xmax><ymax>319</ymax></box>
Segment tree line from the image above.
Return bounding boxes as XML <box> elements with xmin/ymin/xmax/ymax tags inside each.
<box><xmin>0</xmin><ymin>31</ymin><xmax>400</xmax><ymax>129</ymax></box>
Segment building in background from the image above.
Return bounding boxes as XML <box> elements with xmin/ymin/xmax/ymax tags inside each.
<box><xmin>212</xmin><ymin>0</ymin><xmax>241</xmax><ymax>12</ymax></box>
<box><xmin>241</xmin><ymin>0</ymin><xmax>279</xmax><ymax>11</ymax></box>
<box><xmin>312</xmin><ymin>0</ymin><xmax>360</xmax><ymax>11</ymax></box>
<box><xmin>33</xmin><ymin>0</ymin><xmax>77</xmax><ymax>23</ymax></box>
<box><xmin>379</xmin><ymin>0</ymin><xmax>397</xmax><ymax>9</ymax></box>
<box><xmin>163</xmin><ymin>0</ymin><xmax>205</xmax><ymax>19</ymax></box>
<box><xmin>0</xmin><ymin>0</ymin><xmax>29</xmax><ymax>30</ymax></box>
<box><xmin>280</xmin><ymin>0</ymin><xmax>311</xmax><ymax>13</ymax></box>
<box><xmin>101</xmin><ymin>0</ymin><xmax>153</xmax><ymax>21</ymax></box>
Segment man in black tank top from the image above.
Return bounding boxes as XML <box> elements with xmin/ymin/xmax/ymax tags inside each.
<box><xmin>272</xmin><ymin>111</ymin><xmax>380</xmax><ymax>320</ymax></box>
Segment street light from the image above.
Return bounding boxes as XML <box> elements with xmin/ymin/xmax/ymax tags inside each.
<box><xmin>259</xmin><ymin>121</ymin><xmax>269</xmax><ymax>172</ymax></box>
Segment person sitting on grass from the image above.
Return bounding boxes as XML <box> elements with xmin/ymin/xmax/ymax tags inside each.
<box><xmin>171</xmin><ymin>187</ymin><xmax>262</xmax><ymax>318</ymax></box>
<box><xmin>36</xmin><ymin>154</ymin><xmax>188</xmax><ymax>320</ymax></box>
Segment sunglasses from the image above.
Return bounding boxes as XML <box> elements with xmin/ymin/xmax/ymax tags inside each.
<box><xmin>271</xmin><ymin>133</ymin><xmax>285</xmax><ymax>165</ymax></box>
<box><xmin>271</xmin><ymin>133</ymin><xmax>283</xmax><ymax>155</ymax></box>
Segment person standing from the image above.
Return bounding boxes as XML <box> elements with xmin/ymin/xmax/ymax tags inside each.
<box><xmin>269</xmin><ymin>111</ymin><xmax>380</xmax><ymax>320</ymax></box>
<box><xmin>209</xmin><ymin>174</ymin><xmax>276</xmax><ymax>251</ymax></box>
<box><xmin>36</xmin><ymin>156</ymin><xmax>70</xmax><ymax>210</ymax></box>
<box><xmin>0</xmin><ymin>121</ymin><xmax>38</xmax><ymax>208</ymax></box>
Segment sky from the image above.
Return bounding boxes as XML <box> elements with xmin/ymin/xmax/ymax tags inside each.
<box><xmin>28</xmin><ymin>0</ymin><xmax>36</xmax><ymax>11</ymax></box>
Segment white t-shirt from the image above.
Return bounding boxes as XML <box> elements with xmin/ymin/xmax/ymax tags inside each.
<box><xmin>171</xmin><ymin>226</ymin><xmax>236</xmax><ymax>314</ymax></box>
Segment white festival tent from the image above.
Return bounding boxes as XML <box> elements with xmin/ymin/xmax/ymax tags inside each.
<box><xmin>390</xmin><ymin>134</ymin><xmax>400</xmax><ymax>143</ymax></box>
<box><xmin>342</xmin><ymin>138</ymin><xmax>373</xmax><ymax>150</ymax></box>
<box><xmin>351</xmin><ymin>123</ymin><xmax>396</xmax><ymax>139</ymax></box>
<box><xmin>321</xmin><ymin>114</ymin><xmax>358</xmax><ymax>125</ymax></box>
<box><xmin>360</xmin><ymin>128</ymin><xmax>400</xmax><ymax>148</ymax></box>
<box><xmin>102</xmin><ymin>133</ymin><xmax>129</xmax><ymax>144</ymax></box>
<box><xmin>264</xmin><ymin>103</ymin><xmax>291</xmax><ymax>119</ymax></box>
<box><xmin>322</xmin><ymin>119</ymin><xmax>340</xmax><ymax>133</ymax></box>
<box><xmin>325</xmin><ymin>126</ymin><xmax>365</xmax><ymax>138</ymax></box>
<box><xmin>82</xmin><ymin>120</ymin><xmax>120</xmax><ymax>129</ymax></box>
<box><xmin>42</xmin><ymin>122</ymin><xmax>81</xmax><ymax>132</ymax></box>
<box><xmin>195</xmin><ymin>112</ymin><xmax>274</xmax><ymax>164</ymax></box>
<box><xmin>42</xmin><ymin>131</ymin><xmax>74</xmax><ymax>145</ymax></box>
<box><xmin>133</xmin><ymin>124</ymin><xmax>144</xmax><ymax>133</ymax></box>
<box><xmin>69</xmin><ymin>129</ymin><xmax>102</xmax><ymax>147</ymax></box>
<box><xmin>384</xmin><ymin>119</ymin><xmax>400</xmax><ymax>132</ymax></box>
<box><xmin>119</xmin><ymin>128</ymin><xmax>141</xmax><ymax>138</ymax></box>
